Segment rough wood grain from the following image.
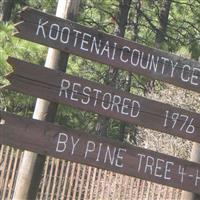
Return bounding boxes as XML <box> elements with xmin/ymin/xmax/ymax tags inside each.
<box><xmin>5</xmin><ymin>57</ymin><xmax>200</xmax><ymax>143</ymax></box>
<box><xmin>14</xmin><ymin>7</ymin><xmax>200</xmax><ymax>93</ymax></box>
<box><xmin>0</xmin><ymin>111</ymin><xmax>200</xmax><ymax>193</ymax></box>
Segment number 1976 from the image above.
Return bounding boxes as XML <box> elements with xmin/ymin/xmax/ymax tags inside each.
<box><xmin>164</xmin><ymin>110</ymin><xmax>195</xmax><ymax>134</ymax></box>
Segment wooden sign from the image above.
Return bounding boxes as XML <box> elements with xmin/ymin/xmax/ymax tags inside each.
<box><xmin>15</xmin><ymin>7</ymin><xmax>200</xmax><ymax>93</ymax></box>
<box><xmin>5</xmin><ymin>57</ymin><xmax>200</xmax><ymax>143</ymax></box>
<box><xmin>0</xmin><ymin>110</ymin><xmax>200</xmax><ymax>193</ymax></box>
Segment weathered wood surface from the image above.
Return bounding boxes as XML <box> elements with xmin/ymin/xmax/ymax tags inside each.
<box><xmin>0</xmin><ymin>111</ymin><xmax>200</xmax><ymax>193</ymax></box>
<box><xmin>14</xmin><ymin>7</ymin><xmax>200</xmax><ymax>93</ymax></box>
<box><xmin>5</xmin><ymin>57</ymin><xmax>200</xmax><ymax>143</ymax></box>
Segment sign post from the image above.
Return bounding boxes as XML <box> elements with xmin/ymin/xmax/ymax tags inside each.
<box><xmin>12</xmin><ymin>1</ymin><xmax>80</xmax><ymax>200</ymax></box>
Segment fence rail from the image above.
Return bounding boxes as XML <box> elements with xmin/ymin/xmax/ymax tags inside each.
<box><xmin>0</xmin><ymin>145</ymin><xmax>181</xmax><ymax>200</ymax></box>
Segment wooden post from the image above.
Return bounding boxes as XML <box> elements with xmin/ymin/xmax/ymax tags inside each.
<box><xmin>12</xmin><ymin>0</ymin><xmax>80</xmax><ymax>199</ymax></box>
<box><xmin>181</xmin><ymin>143</ymin><xmax>200</xmax><ymax>200</ymax></box>
<box><xmin>0</xmin><ymin>0</ymin><xmax>14</xmax><ymax>22</ymax></box>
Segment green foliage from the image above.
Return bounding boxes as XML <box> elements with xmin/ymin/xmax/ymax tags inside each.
<box><xmin>0</xmin><ymin>22</ymin><xmax>46</xmax><ymax>115</ymax></box>
<box><xmin>79</xmin><ymin>0</ymin><xmax>118</xmax><ymax>33</ymax></box>
<box><xmin>56</xmin><ymin>104</ymin><xmax>98</xmax><ymax>132</ymax></box>
<box><xmin>0</xmin><ymin>23</ymin><xmax>14</xmax><ymax>80</ymax></box>
<box><xmin>0</xmin><ymin>23</ymin><xmax>46</xmax><ymax>65</ymax></box>
<box><xmin>12</xmin><ymin>0</ymin><xmax>57</xmax><ymax>18</ymax></box>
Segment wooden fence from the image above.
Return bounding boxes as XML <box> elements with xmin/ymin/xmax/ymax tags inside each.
<box><xmin>0</xmin><ymin>145</ymin><xmax>182</xmax><ymax>200</ymax></box>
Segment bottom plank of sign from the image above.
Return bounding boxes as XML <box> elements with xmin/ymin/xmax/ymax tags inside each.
<box><xmin>0</xmin><ymin>111</ymin><xmax>199</xmax><ymax>194</ymax></box>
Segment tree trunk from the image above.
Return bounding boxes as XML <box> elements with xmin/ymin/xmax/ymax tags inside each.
<box><xmin>95</xmin><ymin>0</ymin><xmax>132</xmax><ymax>137</ymax></box>
<box><xmin>155</xmin><ymin>0</ymin><xmax>172</xmax><ymax>49</ymax></box>
<box><xmin>118</xmin><ymin>0</ymin><xmax>141</xmax><ymax>142</ymax></box>
<box><xmin>12</xmin><ymin>1</ymin><xmax>80</xmax><ymax>199</ymax></box>
<box><xmin>145</xmin><ymin>0</ymin><xmax>172</xmax><ymax>94</ymax></box>
<box><xmin>0</xmin><ymin>0</ymin><xmax>14</xmax><ymax>22</ymax></box>
<box><xmin>118</xmin><ymin>72</ymin><xmax>132</xmax><ymax>141</ymax></box>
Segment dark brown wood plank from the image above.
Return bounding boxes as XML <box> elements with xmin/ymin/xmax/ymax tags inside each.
<box><xmin>14</xmin><ymin>7</ymin><xmax>200</xmax><ymax>93</ymax></box>
<box><xmin>0</xmin><ymin>111</ymin><xmax>200</xmax><ymax>193</ymax></box>
<box><xmin>5</xmin><ymin>57</ymin><xmax>200</xmax><ymax>143</ymax></box>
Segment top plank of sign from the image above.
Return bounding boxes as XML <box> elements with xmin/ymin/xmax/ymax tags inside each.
<box><xmin>15</xmin><ymin>7</ymin><xmax>200</xmax><ymax>93</ymax></box>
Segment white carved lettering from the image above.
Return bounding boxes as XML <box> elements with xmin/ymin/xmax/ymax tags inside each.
<box><xmin>59</xmin><ymin>79</ymin><xmax>70</xmax><ymax>98</ymax></box>
<box><xmin>104</xmin><ymin>146</ymin><xmax>117</xmax><ymax>165</ymax></box>
<box><xmin>181</xmin><ymin>65</ymin><xmax>190</xmax><ymax>82</ymax></box>
<box><xmin>115</xmin><ymin>148</ymin><xmax>126</xmax><ymax>168</ymax></box>
<box><xmin>71</xmin><ymin>137</ymin><xmax>80</xmax><ymax>155</ymax></box>
<box><xmin>91</xmin><ymin>37</ymin><xmax>101</xmax><ymax>54</ymax></box>
<box><xmin>80</xmin><ymin>32</ymin><xmax>91</xmax><ymax>51</ymax></box>
<box><xmin>102</xmin><ymin>93</ymin><xmax>112</xmax><ymax>110</ymax></box>
<box><xmin>131</xmin><ymin>100</ymin><xmax>140</xmax><ymax>117</ymax></box>
<box><xmin>49</xmin><ymin>24</ymin><xmax>60</xmax><ymax>40</ymax></box>
<box><xmin>121</xmin><ymin>98</ymin><xmax>131</xmax><ymax>115</ymax></box>
<box><xmin>191</xmin><ymin>68</ymin><xmax>200</xmax><ymax>85</ymax></box>
<box><xmin>56</xmin><ymin>133</ymin><xmax>68</xmax><ymax>152</ymax></box>
<box><xmin>84</xmin><ymin>141</ymin><xmax>96</xmax><ymax>159</ymax></box>
<box><xmin>36</xmin><ymin>19</ymin><xmax>48</xmax><ymax>38</ymax></box>
<box><xmin>60</xmin><ymin>27</ymin><xmax>70</xmax><ymax>44</ymax></box>
<box><xmin>73</xmin><ymin>29</ymin><xmax>82</xmax><ymax>47</ymax></box>
<box><xmin>71</xmin><ymin>82</ymin><xmax>81</xmax><ymax>101</ymax></box>
<box><xmin>120</xmin><ymin>46</ymin><xmax>130</xmax><ymax>63</ymax></box>
<box><xmin>111</xmin><ymin>95</ymin><xmax>121</xmax><ymax>113</ymax></box>
<box><xmin>82</xmin><ymin>86</ymin><xmax>91</xmax><ymax>104</ymax></box>
<box><xmin>131</xmin><ymin>49</ymin><xmax>140</xmax><ymax>66</ymax></box>
<box><xmin>100</xmin><ymin>41</ymin><xmax>110</xmax><ymax>58</ymax></box>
